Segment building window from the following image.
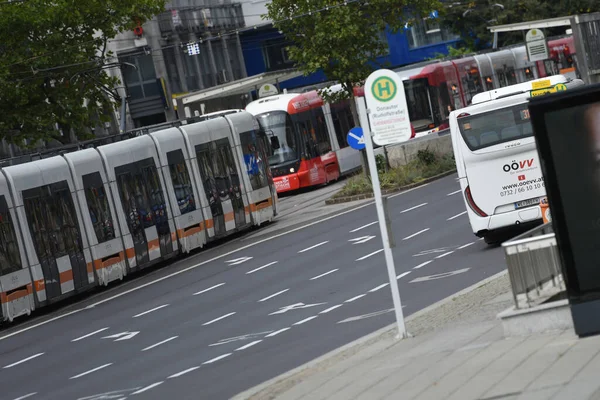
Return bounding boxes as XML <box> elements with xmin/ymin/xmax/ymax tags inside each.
<box><xmin>119</xmin><ymin>53</ymin><xmax>161</xmax><ymax>100</ymax></box>
<box><xmin>406</xmin><ymin>16</ymin><xmax>458</xmax><ymax>49</ymax></box>
<box><xmin>262</xmin><ymin>38</ymin><xmax>294</xmax><ymax>72</ymax></box>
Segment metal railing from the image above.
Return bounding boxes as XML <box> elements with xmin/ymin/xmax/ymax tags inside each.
<box><xmin>502</xmin><ymin>222</ymin><xmax>565</xmax><ymax>309</ymax></box>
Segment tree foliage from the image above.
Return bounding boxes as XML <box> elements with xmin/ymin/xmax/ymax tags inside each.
<box><xmin>442</xmin><ymin>0</ymin><xmax>600</xmax><ymax>51</ymax></box>
<box><xmin>265</xmin><ymin>0</ymin><xmax>440</xmax><ymax>109</ymax></box>
<box><xmin>0</xmin><ymin>0</ymin><xmax>166</xmax><ymax>146</ymax></box>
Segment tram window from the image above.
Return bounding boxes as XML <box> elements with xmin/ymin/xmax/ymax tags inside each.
<box><xmin>214</xmin><ymin>142</ymin><xmax>232</xmax><ymax>198</ymax></box>
<box><xmin>313</xmin><ymin>108</ymin><xmax>331</xmax><ymax>155</ymax></box>
<box><xmin>167</xmin><ymin>150</ymin><xmax>196</xmax><ymax>215</ymax></box>
<box><xmin>331</xmin><ymin>101</ymin><xmax>353</xmax><ymax>148</ymax></box>
<box><xmin>0</xmin><ymin>196</ymin><xmax>22</xmax><ymax>275</ymax></box>
<box><xmin>196</xmin><ymin>146</ymin><xmax>217</xmax><ymax>202</ymax></box>
<box><xmin>115</xmin><ymin>159</ymin><xmax>160</xmax><ymax>233</ymax></box>
<box><xmin>241</xmin><ymin>131</ymin><xmax>268</xmax><ymax>190</ymax></box>
<box><xmin>141</xmin><ymin>163</ymin><xmax>168</xmax><ymax>226</ymax></box>
<box><xmin>82</xmin><ymin>172</ymin><xmax>115</xmax><ymax>243</ymax></box>
<box><xmin>23</xmin><ymin>182</ymin><xmax>82</xmax><ymax>262</ymax></box>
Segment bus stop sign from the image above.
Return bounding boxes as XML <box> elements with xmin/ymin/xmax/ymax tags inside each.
<box><xmin>347</xmin><ymin>127</ymin><xmax>365</xmax><ymax>150</ymax></box>
<box><xmin>365</xmin><ymin>69</ymin><xmax>412</xmax><ymax>146</ymax></box>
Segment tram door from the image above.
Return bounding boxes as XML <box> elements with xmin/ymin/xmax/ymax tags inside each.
<box><xmin>115</xmin><ymin>158</ymin><xmax>173</xmax><ymax>267</ymax></box>
<box><xmin>196</xmin><ymin>143</ymin><xmax>226</xmax><ymax>236</ymax></box>
<box><xmin>216</xmin><ymin>139</ymin><xmax>246</xmax><ymax>227</ymax></box>
<box><xmin>22</xmin><ymin>182</ymin><xmax>87</xmax><ymax>299</ymax></box>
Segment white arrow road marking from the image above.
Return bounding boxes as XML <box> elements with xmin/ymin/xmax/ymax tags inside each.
<box><xmin>349</xmin><ymin>235</ymin><xmax>376</xmax><ymax>244</ymax></box>
<box><xmin>269</xmin><ymin>302</ymin><xmax>327</xmax><ymax>315</ymax></box>
<box><xmin>3</xmin><ymin>353</ymin><xmax>44</xmax><ymax>369</ymax></box>
<box><xmin>102</xmin><ymin>331</ymin><xmax>140</xmax><ymax>341</ymax></box>
<box><xmin>410</xmin><ymin>268</ymin><xmax>471</xmax><ymax>283</ymax></box>
<box><xmin>226</xmin><ymin>257</ymin><xmax>253</xmax><ymax>265</ymax></box>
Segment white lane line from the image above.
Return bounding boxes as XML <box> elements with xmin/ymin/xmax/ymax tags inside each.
<box><xmin>12</xmin><ymin>393</ymin><xmax>37</xmax><ymax>400</ymax></box>
<box><xmin>356</xmin><ymin>248</ymin><xmax>384</xmax><ymax>261</ymax></box>
<box><xmin>142</xmin><ymin>336</ymin><xmax>178</xmax><ymax>352</ymax></box>
<box><xmin>203</xmin><ymin>312</ymin><xmax>236</xmax><ymax>326</ymax></box>
<box><xmin>293</xmin><ymin>316</ymin><xmax>318</xmax><ymax>326</ymax></box>
<box><xmin>265</xmin><ymin>328</ymin><xmax>290</xmax><ymax>337</ymax></box>
<box><xmin>401</xmin><ymin>203</ymin><xmax>428</xmax><ymax>213</ymax></box>
<box><xmin>131</xmin><ymin>382</ymin><xmax>164</xmax><ymax>395</ymax></box>
<box><xmin>447</xmin><ymin>211</ymin><xmax>467</xmax><ymax>221</ymax></box>
<box><xmin>259</xmin><ymin>289</ymin><xmax>289</xmax><ymax>302</ymax></box>
<box><xmin>396</xmin><ymin>271</ymin><xmax>412</xmax><ymax>280</ymax></box>
<box><xmin>350</xmin><ymin>221</ymin><xmax>377</xmax><ymax>233</ymax></box>
<box><xmin>203</xmin><ymin>353</ymin><xmax>232</xmax><ymax>364</ymax></box>
<box><xmin>71</xmin><ymin>327</ymin><xmax>109</xmax><ymax>342</ymax></box>
<box><xmin>320</xmin><ymin>304</ymin><xmax>343</xmax><ymax>314</ymax></box>
<box><xmin>246</xmin><ymin>261</ymin><xmax>278</xmax><ymax>275</ymax></box>
<box><xmin>413</xmin><ymin>260</ymin><xmax>433</xmax><ymax>270</ymax></box>
<box><xmin>298</xmin><ymin>241</ymin><xmax>329</xmax><ymax>253</ymax></box>
<box><xmin>3</xmin><ymin>353</ymin><xmax>45</xmax><ymax>369</ymax></box>
<box><xmin>193</xmin><ymin>282</ymin><xmax>225</xmax><ymax>296</ymax></box>
<box><xmin>236</xmin><ymin>340</ymin><xmax>262</xmax><ymax>351</ymax></box>
<box><xmin>345</xmin><ymin>294</ymin><xmax>366</xmax><ymax>303</ymax></box>
<box><xmin>369</xmin><ymin>283</ymin><xmax>389</xmax><ymax>293</ymax></box>
<box><xmin>436</xmin><ymin>251</ymin><xmax>454</xmax><ymax>259</ymax></box>
<box><xmin>447</xmin><ymin>189</ymin><xmax>461</xmax><ymax>196</ymax></box>
<box><xmin>458</xmin><ymin>242</ymin><xmax>476</xmax><ymax>250</ymax></box>
<box><xmin>310</xmin><ymin>269</ymin><xmax>338</xmax><ymax>280</ymax></box>
<box><xmin>389</xmin><ymin>183</ymin><xmax>430</xmax><ymax>198</ymax></box>
<box><xmin>403</xmin><ymin>228</ymin><xmax>430</xmax><ymax>241</ymax></box>
<box><xmin>132</xmin><ymin>304</ymin><xmax>169</xmax><ymax>318</ymax></box>
<box><xmin>69</xmin><ymin>363</ymin><xmax>112</xmax><ymax>379</ymax></box>
<box><xmin>168</xmin><ymin>366</ymin><xmax>201</xmax><ymax>379</ymax></box>
<box><xmin>1</xmin><ymin>179</ymin><xmax>438</xmax><ymax>341</ymax></box>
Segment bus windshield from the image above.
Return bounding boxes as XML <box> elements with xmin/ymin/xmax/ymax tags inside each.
<box><xmin>457</xmin><ymin>103</ymin><xmax>533</xmax><ymax>151</ymax></box>
<box><xmin>255</xmin><ymin>111</ymin><xmax>299</xmax><ymax>166</ymax></box>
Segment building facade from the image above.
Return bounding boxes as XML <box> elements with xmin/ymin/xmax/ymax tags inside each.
<box><xmin>108</xmin><ymin>1</ymin><xmax>460</xmax><ymax>129</ymax></box>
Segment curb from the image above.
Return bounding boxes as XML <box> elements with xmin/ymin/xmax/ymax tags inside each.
<box><xmin>231</xmin><ymin>269</ymin><xmax>509</xmax><ymax>400</ymax></box>
<box><xmin>325</xmin><ymin>169</ymin><xmax>457</xmax><ymax>205</ymax></box>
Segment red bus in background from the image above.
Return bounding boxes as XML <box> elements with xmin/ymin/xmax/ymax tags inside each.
<box><xmin>395</xmin><ymin>36</ymin><xmax>579</xmax><ymax>135</ymax></box>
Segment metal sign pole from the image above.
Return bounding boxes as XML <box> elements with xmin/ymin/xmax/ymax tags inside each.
<box><xmin>357</xmin><ymin>96</ymin><xmax>408</xmax><ymax>339</ymax></box>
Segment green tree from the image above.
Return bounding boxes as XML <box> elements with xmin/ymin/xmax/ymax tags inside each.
<box><xmin>0</xmin><ymin>0</ymin><xmax>166</xmax><ymax>147</ymax></box>
<box><xmin>265</xmin><ymin>0</ymin><xmax>440</xmax><ymax>124</ymax></box>
<box><xmin>442</xmin><ymin>0</ymin><xmax>600</xmax><ymax>51</ymax></box>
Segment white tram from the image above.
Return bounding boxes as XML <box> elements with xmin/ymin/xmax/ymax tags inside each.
<box><xmin>0</xmin><ymin>111</ymin><xmax>277</xmax><ymax>323</ymax></box>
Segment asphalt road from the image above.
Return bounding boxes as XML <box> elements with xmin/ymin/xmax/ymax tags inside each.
<box><xmin>0</xmin><ymin>174</ymin><xmax>511</xmax><ymax>400</ymax></box>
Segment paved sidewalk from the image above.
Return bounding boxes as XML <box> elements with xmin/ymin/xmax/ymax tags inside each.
<box><xmin>234</xmin><ymin>272</ymin><xmax>600</xmax><ymax>400</ymax></box>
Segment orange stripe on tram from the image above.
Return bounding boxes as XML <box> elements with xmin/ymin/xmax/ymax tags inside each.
<box><xmin>59</xmin><ymin>270</ymin><xmax>74</xmax><ymax>284</ymax></box>
<box><xmin>125</xmin><ymin>248</ymin><xmax>136</xmax><ymax>259</ymax></box>
<box><xmin>224</xmin><ymin>212</ymin><xmax>235</xmax><ymax>222</ymax></box>
<box><xmin>2</xmin><ymin>289</ymin><xmax>30</xmax><ymax>303</ymax></box>
<box><xmin>148</xmin><ymin>239</ymin><xmax>160</xmax><ymax>252</ymax></box>
<box><xmin>205</xmin><ymin>219</ymin><xmax>214</xmax><ymax>229</ymax></box>
<box><xmin>93</xmin><ymin>252</ymin><xmax>125</xmax><ymax>270</ymax></box>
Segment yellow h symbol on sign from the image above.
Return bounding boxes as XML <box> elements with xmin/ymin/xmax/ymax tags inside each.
<box><xmin>372</xmin><ymin>77</ymin><xmax>397</xmax><ymax>102</ymax></box>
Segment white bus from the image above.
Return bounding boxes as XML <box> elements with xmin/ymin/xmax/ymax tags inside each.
<box><xmin>449</xmin><ymin>75</ymin><xmax>584</xmax><ymax>244</ymax></box>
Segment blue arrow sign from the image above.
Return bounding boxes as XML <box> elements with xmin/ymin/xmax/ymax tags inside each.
<box><xmin>347</xmin><ymin>127</ymin><xmax>365</xmax><ymax>151</ymax></box>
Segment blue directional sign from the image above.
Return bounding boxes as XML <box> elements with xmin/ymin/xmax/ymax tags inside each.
<box><xmin>347</xmin><ymin>127</ymin><xmax>365</xmax><ymax>151</ymax></box>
